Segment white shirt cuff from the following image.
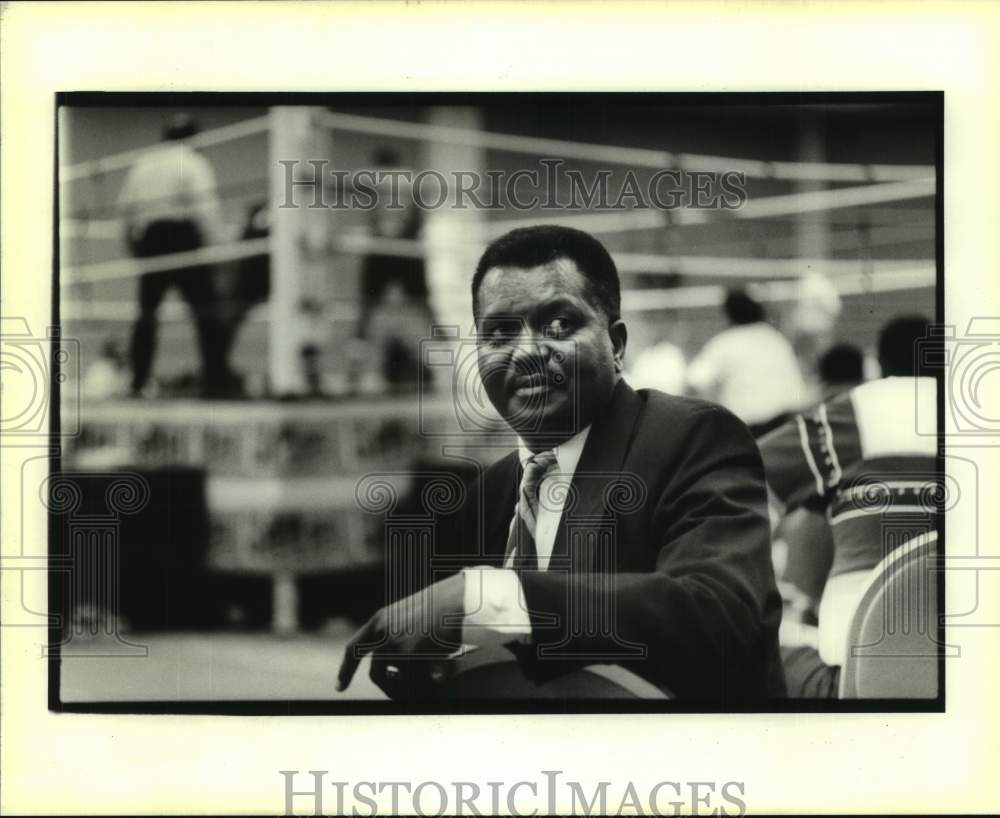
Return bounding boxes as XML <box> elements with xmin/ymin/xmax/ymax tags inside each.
<box><xmin>461</xmin><ymin>567</ymin><xmax>532</xmax><ymax>641</ymax></box>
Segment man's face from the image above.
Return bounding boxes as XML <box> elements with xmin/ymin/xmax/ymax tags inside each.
<box><xmin>475</xmin><ymin>258</ymin><xmax>626</xmax><ymax>445</ymax></box>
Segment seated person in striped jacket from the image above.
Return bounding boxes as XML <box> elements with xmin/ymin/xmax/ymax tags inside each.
<box><xmin>758</xmin><ymin>315</ymin><xmax>939</xmax><ymax>698</ymax></box>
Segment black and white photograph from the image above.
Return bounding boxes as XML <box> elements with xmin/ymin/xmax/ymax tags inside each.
<box><xmin>53</xmin><ymin>93</ymin><xmax>942</xmax><ymax>710</ymax></box>
<box><xmin>3</xmin><ymin>3</ymin><xmax>998</xmax><ymax>816</ymax></box>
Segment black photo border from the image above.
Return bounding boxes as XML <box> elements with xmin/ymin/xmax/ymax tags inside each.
<box><xmin>49</xmin><ymin>90</ymin><xmax>946</xmax><ymax>716</ymax></box>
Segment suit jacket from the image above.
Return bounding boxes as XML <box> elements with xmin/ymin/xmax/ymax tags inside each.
<box><xmin>448</xmin><ymin>380</ymin><xmax>786</xmax><ymax>702</ymax></box>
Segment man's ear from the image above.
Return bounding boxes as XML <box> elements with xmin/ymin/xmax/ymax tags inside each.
<box><xmin>609</xmin><ymin>319</ymin><xmax>628</xmax><ymax>373</ymax></box>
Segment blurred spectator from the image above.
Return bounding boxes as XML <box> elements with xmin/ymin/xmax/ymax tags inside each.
<box><xmin>215</xmin><ymin>199</ymin><xmax>272</xmax><ymax>396</ymax></box>
<box><xmin>296</xmin><ymin>298</ymin><xmax>331</xmax><ymax>397</ymax></box>
<box><xmin>687</xmin><ymin>288</ymin><xmax>808</xmax><ymax>436</ymax></box>
<box><xmin>817</xmin><ymin>343</ymin><xmax>865</xmax><ymax>399</ymax></box>
<box><xmin>787</xmin><ymin>270</ymin><xmax>843</xmax><ymax>380</ymax></box>
<box><xmin>119</xmin><ymin>113</ymin><xmax>230</xmax><ymax>399</ymax></box>
<box><xmin>773</xmin><ymin>507</ymin><xmax>834</xmax><ymax>621</ymax></box>
<box><xmin>354</xmin><ymin>149</ymin><xmax>435</xmax><ymax>393</ymax></box>
<box><xmin>758</xmin><ymin>314</ymin><xmax>937</xmax><ymax>697</ymax></box>
<box><xmin>771</xmin><ymin>346</ymin><xmax>862</xmax><ymax>638</ymax></box>
<box><xmin>625</xmin><ymin>339</ymin><xmax>687</xmax><ymax>396</ymax></box>
<box><xmin>81</xmin><ymin>338</ymin><xmax>129</xmax><ymax>400</ymax></box>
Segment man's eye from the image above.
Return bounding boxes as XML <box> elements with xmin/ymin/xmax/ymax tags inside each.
<box><xmin>543</xmin><ymin>316</ymin><xmax>573</xmax><ymax>338</ymax></box>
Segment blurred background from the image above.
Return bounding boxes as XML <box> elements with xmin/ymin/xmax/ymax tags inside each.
<box><xmin>56</xmin><ymin>97</ymin><xmax>936</xmax><ymax>702</ymax></box>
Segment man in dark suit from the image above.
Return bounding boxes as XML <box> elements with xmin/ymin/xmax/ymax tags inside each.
<box><xmin>337</xmin><ymin>225</ymin><xmax>784</xmax><ymax>702</ymax></box>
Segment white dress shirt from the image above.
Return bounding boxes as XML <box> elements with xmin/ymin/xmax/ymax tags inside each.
<box><xmin>687</xmin><ymin>322</ymin><xmax>808</xmax><ymax>425</ymax></box>
<box><xmin>462</xmin><ymin>425</ymin><xmax>591</xmax><ymax>640</ymax></box>
<box><xmin>118</xmin><ymin>143</ymin><xmax>223</xmax><ymax>244</ymax></box>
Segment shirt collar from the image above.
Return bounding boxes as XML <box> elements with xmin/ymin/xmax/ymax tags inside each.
<box><xmin>517</xmin><ymin>425</ymin><xmax>592</xmax><ymax>478</ymax></box>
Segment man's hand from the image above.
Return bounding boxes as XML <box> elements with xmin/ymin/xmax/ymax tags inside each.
<box><xmin>336</xmin><ymin>572</ymin><xmax>466</xmax><ymax>697</ymax></box>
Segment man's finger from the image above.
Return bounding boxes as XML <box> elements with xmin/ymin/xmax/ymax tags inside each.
<box><xmin>336</xmin><ymin>614</ymin><xmax>380</xmax><ymax>692</ymax></box>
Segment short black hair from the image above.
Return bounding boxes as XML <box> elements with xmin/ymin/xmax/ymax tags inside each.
<box><xmin>878</xmin><ymin>314</ymin><xmax>932</xmax><ymax>377</ymax></box>
<box><xmin>723</xmin><ymin>288</ymin><xmax>765</xmax><ymax>325</ymax></box>
<box><xmin>471</xmin><ymin>225</ymin><xmax>621</xmax><ymax>322</ymax></box>
<box><xmin>818</xmin><ymin>343</ymin><xmax>865</xmax><ymax>386</ymax></box>
<box><xmin>163</xmin><ymin>113</ymin><xmax>200</xmax><ymax>142</ymax></box>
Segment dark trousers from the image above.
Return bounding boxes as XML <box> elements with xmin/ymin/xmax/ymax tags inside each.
<box><xmin>128</xmin><ymin>220</ymin><xmax>227</xmax><ymax>394</ymax></box>
<box><xmin>781</xmin><ymin>645</ymin><xmax>840</xmax><ymax>698</ymax></box>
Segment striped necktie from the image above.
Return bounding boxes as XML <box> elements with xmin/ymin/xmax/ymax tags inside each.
<box><xmin>505</xmin><ymin>449</ymin><xmax>559</xmax><ymax>571</ymax></box>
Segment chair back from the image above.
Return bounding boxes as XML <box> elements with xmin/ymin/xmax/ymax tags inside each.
<box><xmin>839</xmin><ymin>531</ymin><xmax>940</xmax><ymax>698</ymax></box>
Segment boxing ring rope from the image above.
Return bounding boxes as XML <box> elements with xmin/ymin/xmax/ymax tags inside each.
<box><xmin>318</xmin><ymin>110</ymin><xmax>932</xmax><ymax>183</ymax></box>
<box><xmin>60</xmin><ymin>115</ymin><xmax>272</xmax><ymax>184</ymax></box>
<box><xmin>60</xmin><ymin>245</ymin><xmax>934</xmax><ymax>288</ymax></box>
<box><xmin>61</xmin><ymin>181</ymin><xmax>934</xmax><ymax>291</ymax></box>
<box><xmin>61</xmin><ymin>106</ymin><xmax>936</xmax><ymax>315</ymax></box>
<box><xmin>486</xmin><ymin>177</ymin><xmax>935</xmax><ymax>237</ymax></box>
<box><xmin>61</xmin><ymin>237</ymin><xmax>272</xmax><ymax>286</ymax></box>
<box><xmin>58</xmin><ymin>108</ymin><xmax>934</xmax><ymax>186</ymax></box>
<box><xmin>61</xmin><ymin>196</ymin><xmax>933</xmax><ymax>293</ymax></box>
<box><xmin>63</xmin><ymin>262</ymin><xmax>934</xmax><ymax>323</ymax></box>
<box><xmin>622</xmin><ymin>267</ymin><xmax>935</xmax><ymax>313</ymax></box>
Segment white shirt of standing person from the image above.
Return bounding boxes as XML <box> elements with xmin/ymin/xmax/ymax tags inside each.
<box><xmin>625</xmin><ymin>340</ymin><xmax>687</xmax><ymax>396</ymax></box>
<box><xmin>461</xmin><ymin>425</ymin><xmax>591</xmax><ymax>642</ymax></box>
<box><xmin>118</xmin><ymin>142</ymin><xmax>224</xmax><ymax>247</ymax></box>
<box><xmin>686</xmin><ymin>321</ymin><xmax>808</xmax><ymax>426</ymax></box>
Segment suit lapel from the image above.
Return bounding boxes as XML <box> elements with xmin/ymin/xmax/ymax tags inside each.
<box><xmin>549</xmin><ymin>380</ymin><xmax>643</xmax><ymax>569</ymax></box>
